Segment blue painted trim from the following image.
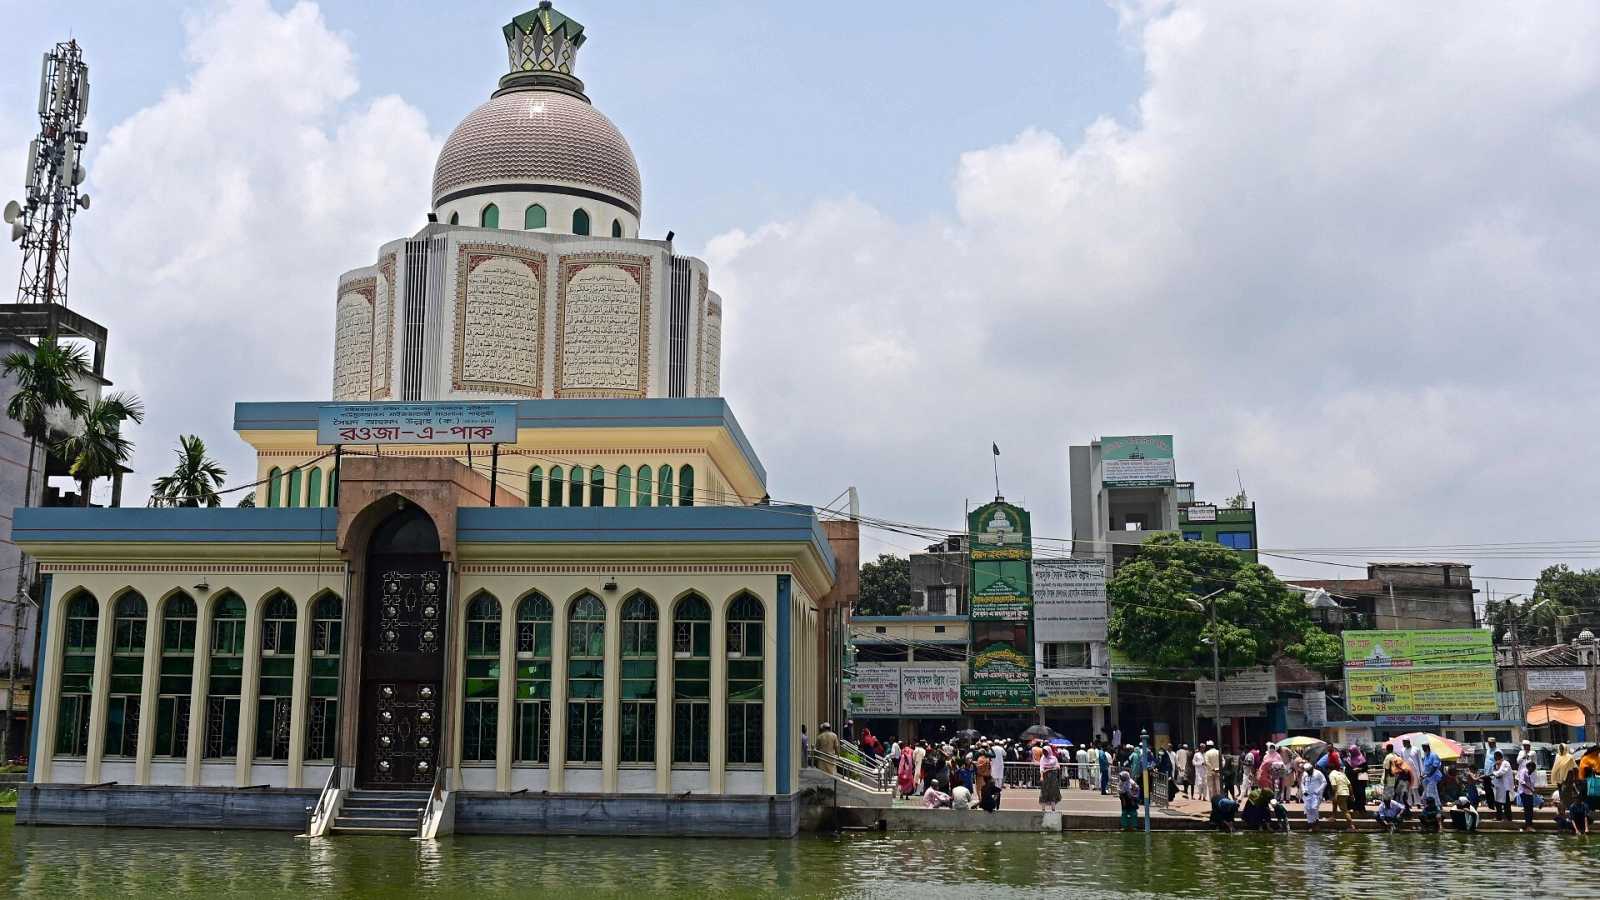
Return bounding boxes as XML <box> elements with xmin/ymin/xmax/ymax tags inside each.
<box><xmin>776</xmin><ymin>574</ymin><xmax>792</xmax><ymax>795</ymax></box>
<box><xmin>457</xmin><ymin>505</ymin><xmax>837</xmax><ymax>577</ymax></box>
<box><xmin>850</xmin><ymin>615</ymin><xmax>967</xmax><ymax>624</ymax></box>
<box><xmin>12</xmin><ymin>507</ymin><xmax>340</xmax><ymax>543</ymax></box>
<box><xmin>27</xmin><ymin>575</ymin><xmax>49</xmax><ymax>781</ymax></box>
<box><xmin>233</xmin><ymin>398</ymin><xmax>767</xmax><ymax>486</ymax></box>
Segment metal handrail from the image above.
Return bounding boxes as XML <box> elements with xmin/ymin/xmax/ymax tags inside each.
<box><xmin>306</xmin><ymin>766</ymin><xmax>339</xmax><ymax>835</ymax></box>
<box><xmin>810</xmin><ymin>748</ymin><xmax>892</xmax><ymax>792</ymax></box>
<box><xmin>417</xmin><ymin>766</ymin><xmax>447</xmax><ymax>837</ymax></box>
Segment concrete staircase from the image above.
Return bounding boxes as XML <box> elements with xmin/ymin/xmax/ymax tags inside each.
<box><xmin>330</xmin><ymin>789</ymin><xmax>429</xmax><ymax>836</ymax></box>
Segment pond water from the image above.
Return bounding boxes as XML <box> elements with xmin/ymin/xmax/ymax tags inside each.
<box><xmin>1</xmin><ymin>817</ymin><xmax>1595</xmax><ymax>898</ymax></box>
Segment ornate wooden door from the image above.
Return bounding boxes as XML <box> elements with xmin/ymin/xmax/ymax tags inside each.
<box><xmin>357</xmin><ymin>559</ymin><xmax>446</xmax><ymax>788</ymax></box>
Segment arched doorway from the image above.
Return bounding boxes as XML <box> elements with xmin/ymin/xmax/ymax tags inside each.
<box><xmin>357</xmin><ymin>505</ymin><xmax>446</xmax><ymax>788</ymax></box>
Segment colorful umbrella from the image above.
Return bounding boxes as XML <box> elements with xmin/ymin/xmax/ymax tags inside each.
<box><xmin>1391</xmin><ymin>732</ymin><xmax>1464</xmax><ymax>761</ymax></box>
<box><xmin>1276</xmin><ymin>736</ymin><xmax>1326</xmax><ymax>750</ymax></box>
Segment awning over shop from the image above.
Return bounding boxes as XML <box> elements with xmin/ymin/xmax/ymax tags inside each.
<box><xmin>1527</xmin><ymin>698</ymin><xmax>1587</xmax><ymax>727</ymax></box>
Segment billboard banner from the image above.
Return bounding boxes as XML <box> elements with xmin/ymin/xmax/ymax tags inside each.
<box><xmin>1343</xmin><ymin>629</ymin><xmax>1497</xmax><ymax>715</ymax></box>
<box><xmin>847</xmin><ymin>663</ymin><xmax>901</xmax><ymax>716</ymax></box>
<box><xmin>1101</xmin><ymin>435</ymin><xmax>1176</xmax><ymax>487</ymax></box>
<box><xmin>969</xmin><ymin>501</ymin><xmax>1032</xmax><ymax>560</ymax></box>
<box><xmin>1036</xmin><ymin>673</ymin><xmax>1111</xmax><ymax>707</ymax></box>
<box><xmin>1526</xmin><ymin>670</ymin><xmax>1588</xmax><ymax>691</ymax></box>
<box><xmin>1032</xmin><ymin>558</ymin><xmax>1108</xmax><ymax>642</ymax></box>
<box><xmin>900</xmin><ymin>666</ymin><xmax>963</xmax><ymax>715</ymax></box>
<box><xmin>967</xmin><ymin>499</ymin><xmax>1035</xmax><ymax>709</ymax></box>
<box><xmin>961</xmin><ymin>683</ymin><xmax>1036</xmax><ymax>710</ymax></box>
<box><xmin>1195</xmin><ymin>667</ymin><xmax>1279</xmax><ymax>705</ymax></box>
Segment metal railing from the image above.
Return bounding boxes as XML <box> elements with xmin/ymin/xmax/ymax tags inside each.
<box><xmin>304</xmin><ymin>766</ymin><xmax>341</xmax><ymax>837</ymax></box>
<box><xmin>809</xmin><ymin>748</ymin><xmax>893</xmax><ymax>793</ymax></box>
<box><xmin>417</xmin><ymin>766</ymin><xmax>448</xmax><ymax>839</ymax></box>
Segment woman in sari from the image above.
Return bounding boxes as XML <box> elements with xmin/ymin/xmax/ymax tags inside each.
<box><xmin>1038</xmin><ymin>743</ymin><xmax>1063</xmax><ymax>812</ymax></box>
<box><xmin>897</xmin><ymin>745</ymin><xmax>917</xmax><ymax>798</ymax></box>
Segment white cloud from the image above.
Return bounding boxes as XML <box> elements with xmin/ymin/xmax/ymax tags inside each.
<box><xmin>716</xmin><ymin>1</ymin><xmax>1600</xmax><ymax>578</ymax></box>
<box><xmin>1</xmin><ymin>0</ymin><xmax>438</xmax><ymax>502</ymax></box>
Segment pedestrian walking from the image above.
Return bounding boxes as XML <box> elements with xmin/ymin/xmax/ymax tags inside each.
<box><xmin>1491</xmin><ymin>751</ymin><xmax>1514</xmax><ymax>821</ymax></box>
<box><xmin>897</xmin><ymin>745</ymin><xmax>916</xmax><ymax>798</ymax></box>
<box><xmin>1204</xmin><ymin>741</ymin><xmax>1222</xmax><ymax>800</ymax></box>
<box><xmin>1517</xmin><ymin>760</ymin><xmax>1538</xmax><ymax>831</ymax></box>
<box><xmin>1329</xmin><ymin>765</ymin><xmax>1355</xmax><ymax>832</ymax></box>
<box><xmin>1421</xmin><ymin>743</ymin><xmax>1444</xmax><ymax>808</ymax></box>
<box><xmin>1302</xmin><ymin>763</ymin><xmax>1327</xmax><ymax>832</ymax></box>
<box><xmin>1176</xmin><ymin>744</ymin><xmax>1192</xmax><ymax>799</ymax></box>
<box><xmin>1038</xmin><ymin>742</ymin><xmax>1062</xmax><ymax>812</ymax></box>
<box><xmin>1401</xmin><ymin>739</ymin><xmax>1424</xmax><ymax>806</ymax></box>
<box><xmin>1098</xmin><ymin>742</ymin><xmax>1111</xmax><ymax>795</ymax></box>
<box><xmin>990</xmin><ymin>745</ymin><xmax>1006</xmax><ymax>795</ymax></box>
<box><xmin>814</xmin><ymin>722</ymin><xmax>839</xmax><ymax>774</ymax></box>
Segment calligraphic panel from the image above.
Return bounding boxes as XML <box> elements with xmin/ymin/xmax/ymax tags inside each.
<box><xmin>453</xmin><ymin>247</ymin><xmax>545</xmax><ymax>396</ymax></box>
<box><xmin>333</xmin><ymin>282</ymin><xmax>375</xmax><ymax>401</ymax></box>
<box><xmin>556</xmin><ymin>254</ymin><xmax>651</xmax><ymax>398</ymax></box>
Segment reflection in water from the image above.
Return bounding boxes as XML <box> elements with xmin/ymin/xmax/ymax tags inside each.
<box><xmin>0</xmin><ymin>819</ymin><xmax>1589</xmax><ymax>898</ymax></box>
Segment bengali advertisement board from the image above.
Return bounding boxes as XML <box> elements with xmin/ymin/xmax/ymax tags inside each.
<box><xmin>1101</xmin><ymin>434</ymin><xmax>1176</xmax><ymax>487</ymax></box>
<box><xmin>847</xmin><ymin>663</ymin><xmax>901</xmax><ymax>716</ymax></box>
<box><xmin>1194</xmin><ymin>667</ymin><xmax>1279</xmax><ymax>706</ymax></box>
<box><xmin>961</xmin><ymin>683</ymin><xmax>1036</xmax><ymax>710</ymax></box>
<box><xmin>1526</xmin><ymin>670</ymin><xmax>1588</xmax><ymax>692</ymax></box>
<box><xmin>1343</xmin><ymin>629</ymin><xmax>1497</xmax><ymax>715</ymax></box>
<box><xmin>900</xmin><ymin>666</ymin><xmax>963</xmax><ymax>716</ymax></box>
<box><xmin>317</xmin><ymin>401</ymin><xmax>518</xmax><ymax>445</ymax></box>
<box><xmin>1036</xmin><ymin>672</ymin><xmax>1112</xmax><ymax>707</ymax></box>
<box><xmin>1032</xmin><ymin>558</ymin><xmax>1108</xmax><ymax>643</ymax></box>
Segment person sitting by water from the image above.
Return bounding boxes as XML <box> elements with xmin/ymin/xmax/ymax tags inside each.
<box><xmin>923</xmin><ymin>779</ymin><xmax>952</xmax><ymax>809</ymax></box>
<box><xmin>1451</xmin><ymin>795</ymin><xmax>1480</xmax><ymax>833</ymax></box>
<box><xmin>979</xmin><ymin>776</ymin><xmax>1002</xmax><ymax>812</ymax></box>
<box><xmin>1419</xmin><ymin>797</ymin><xmax>1441</xmax><ymax>833</ymax></box>
<box><xmin>1568</xmin><ymin>795</ymin><xmax>1591</xmax><ymax>835</ymax></box>
<box><xmin>1271</xmin><ymin>799</ymin><xmax>1291</xmax><ymax>832</ymax></box>
<box><xmin>1210</xmin><ymin>794</ymin><xmax>1239</xmax><ymax>833</ymax></box>
<box><xmin>1242</xmin><ymin>787</ymin><xmax>1273</xmax><ymax>831</ymax></box>
<box><xmin>1375</xmin><ymin>796</ymin><xmax>1408</xmax><ymax>833</ymax></box>
<box><xmin>951</xmin><ymin>783</ymin><xmax>972</xmax><ymax>810</ymax></box>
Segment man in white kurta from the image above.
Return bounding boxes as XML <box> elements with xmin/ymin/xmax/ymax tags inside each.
<box><xmin>1193</xmin><ymin>745</ymin><xmax>1211</xmax><ymax>801</ymax></box>
<box><xmin>1302</xmin><ymin>764</ymin><xmax>1328</xmax><ymax>830</ymax></box>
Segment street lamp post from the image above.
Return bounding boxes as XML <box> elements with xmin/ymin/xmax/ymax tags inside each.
<box><xmin>1187</xmin><ymin>589</ymin><xmax>1226</xmax><ymax>745</ymax></box>
<box><xmin>1140</xmin><ymin>727</ymin><xmax>1151</xmax><ymax>832</ymax></box>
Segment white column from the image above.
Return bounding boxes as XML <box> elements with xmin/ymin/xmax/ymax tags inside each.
<box><xmin>548</xmin><ymin>598</ymin><xmax>569</xmax><ymax>791</ymax></box>
<box><xmin>34</xmin><ymin>591</ymin><xmax>63</xmax><ymax>784</ymax></box>
<box><xmin>235</xmin><ymin>599</ymin><xmax>263</xmax><ymax>786</ymax></box>
<box><xmin>654</xmin><ymin>599</ymin><xmax>672</xmax><ymax>793</ymax></box>
<box><xmin>496</xmin><ymin>598</ymin><xmax>515</xmax><ymax>791</ymax></box>
<box><xmin>134</xmin><ymin>600</ymin><xmax>163</xmax><ymax>785</ymax></box>
<box><xmin>600</xmin><ymin>594</ymin><xmax>621</xmax><ymax>792</ymax></box>
<box><xmin>184</xmin><ymin>598</ymin><xmax>215</xmax><ymax>786</ymax></box>
<box><xmin>286</xmin><ymin>595</ymin><xmax>314</xmax><ymax>789</ymax></box>
<box><xmin>709</xmin><ymin>594</ymin><xmax>727</xmax><ymax>794</ymax></box>
<box><xmin>83</xmin><ymin>599</ymin><xmax>114</xmax><ymax>784</ymax></box>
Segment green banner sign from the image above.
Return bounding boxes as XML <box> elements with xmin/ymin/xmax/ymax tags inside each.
<box><xmin>1101</xmin><ymin>434</ymin><xmax>1176</xmax><ymax>487</ymax></box>
<box><xmin>961</xmin><ymin>683</ymin><xmax>1036</xmax><ymax>710</ymax></box>
<box><xmin>1342</xmin><ymin>629</ymin><xmax>1497</xmax><ymax>715</ymax></box>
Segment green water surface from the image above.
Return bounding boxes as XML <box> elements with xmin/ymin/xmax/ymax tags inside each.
<box><xmin>0</xmin><ymin>816</ymin><xmax>1594</xmax><ymax>898</ymax></box>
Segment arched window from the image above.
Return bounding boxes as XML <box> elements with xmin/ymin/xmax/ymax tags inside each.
<box><xmin>463</xmin><ymin>592</ymin><xmax>501</xmax><ymax>763</ymax></box>
<box><xmin>525</xmin><ymin>204</ymin><xmax>547</xmax><ymax>230</ymax></box>
<box><xmin>55</xmin><ymin>592</ymin><xmax>98</xmax><ymax>756</ymax></box>
<box><xmin>611</xmin><ymin>219</ymin><xmax>622</xmax><ymax>238</ymax></box>
<box><xmin>515</xmin><ymin>593</ymin><xmax>553</xmax><ymax>764</ymax></box>
<box><xmin>481</xmin><ymin>203</ymin><xmax>500</xmax><ymax>229</ymax></box>
<box><xmin>678</xmin><ymin>464</ymin><xmax>695</xmax><ymax>507</ymax></box>
<box><xmin>527</xmin><ymin>466</ymin><xmax>543</xmax><ymax>508</ymax></box>
<box><xmin>326</xmin><ymin>469</ymin><xmax>338</xmax><ymax>507</ymax></box>
<box><xmin>305</xmin><ymin>468</ymin><xmax>323</xmax><ymax>508</ymax></box>
<box><xmin>265</xmin><ymin>468</ymin><xmax>282</xmax><ymax>508</ymax></box>
<box><xmin>449</xmin><ymin>211</ymin><xmax>460</xmax><ymax>225</ymax></box>
<box><xmin>287</xmin><ymin>468</ymin><xmax>303</xmax><ymax>509</ymax></box>
<box><xmin>589</xmin><ymin>467</ymin><xmax>605</xmax><ymax>507</ymax></box>
<box><xmin>615</xmin><ymin>466</ymin><xmax>632</xmax><ymax>508</ymax></box>
<box><xmin>671</xmin><ymin>594</ymin><xmax>711</xmax><ymax>764</ymax></box>
<box><xmin>155</xmin><ymin>593</ymin><xmax>197</xmax><ymax>758</ymax></box>
<box><xmin>726</xmin><ymin>593</ymin><xmax>765</xmax><ymax>766</ymax></box>
<box><xmin>204</xmin><ymin>593</ymin><xmax>247</xmax><ymax>759</ymax></box>
<box><xmin>306</xmin><ymin>594</ymin><xmax>342</xmax><ymax>761</ymax></box>
<box><xmin>568</xmin><ymin>466</ymin><xmax>585</xmax><ymax>507</ymax></box>
<box><xmin>658</xmin><ymin>465</ymin><xmax>674</xmax><ymax>509</ymax></box>
<box><xmin>104</xmin><ymin>592</ymin><xmax>147</xmax><ymax>758</ymax></box>
<box><xmin>253</xmin><ymin>592</ymin><xmax>296</xmax><ymax>760</ymax></box>
<box><xmin>547</xmin><ymin>466</ymin><xmax>564</xmax><ymax>507</ymax></box>
<box><xmin>566</xmin><ymin>594</ymin><xmax>605</xmax><ymax>764</ymax></box>
<box><xmin>636</xmin><ymin>465</ymin><xmax>653</xmax><ymax>509</ymax></box>
<box><xmin>619</xmin><ymin>594</ymin><xmax>657</xmax><ymax>764</ymax></box>
<box><xmin>572</xmin><ymin>208</ymin><xmax>591</xmax><ymax>235</ymax></box>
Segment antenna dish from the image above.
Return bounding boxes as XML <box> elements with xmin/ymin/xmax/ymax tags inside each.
<box><xmin>2</xmin><ymin>200</ymin><xmax>20</xmax><ymax>224</ymax></box>
<box><xmin>8</xmin><ymin>220</ymin><xmax>24</xmax><ymax>243</ymax></box>
<box><xmin>76</xmin><ymin>194</ymin><xmax>89</xmax><ymax>210</ymax></box>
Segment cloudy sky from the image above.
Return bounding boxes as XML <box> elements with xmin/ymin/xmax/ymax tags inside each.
<box><xmin>4</xmin><ymin>1</ymin><xmax>1598</xmax><ymax>590</ymax></box>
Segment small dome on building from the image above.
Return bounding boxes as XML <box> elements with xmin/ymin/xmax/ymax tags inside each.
<box><xmin>430</xmin><ymin>3</ymin><xmax>642</xmax><ymax>216</ymax></box>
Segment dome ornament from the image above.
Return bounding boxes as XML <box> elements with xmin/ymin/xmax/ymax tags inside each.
<box><xmin>498</xmin><ymin>2</ymin><xmax>589</xmax><ymax>100</ymax></box>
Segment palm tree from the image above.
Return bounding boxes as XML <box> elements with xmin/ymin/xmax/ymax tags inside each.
<box><xmin>55</xmin><ymin>391</ymin><xmax>145</xmax><ymax>506</ymax></box>
<box><xmin>148</xmin><ymin>435</ymin><xmax>227</xmax><ymax>508</ymax></box>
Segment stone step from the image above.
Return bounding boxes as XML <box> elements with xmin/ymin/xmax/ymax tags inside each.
<box><xmin>339</xmin><ymin>806</ymin><xmax>419</xmax><ymax>819</ymax></box>
<box><xmin>341</xmin><ymin>799</ymin><xmax>426</xmax><ymax>811</ymax></box>
<box><xmin>331</xmin><ymin>825</ymin><xmax>416</xmax><ymax>836</ymax></box>
<box><xmin>335</xmin><ymin>815</ymin><xmax>420</xmax><ymax>829</ymax></box>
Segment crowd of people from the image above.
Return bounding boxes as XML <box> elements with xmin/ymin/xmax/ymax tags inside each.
<box><xmin>814</xmin><ymin>721</ymin><xmax>1598</xmax><ymax>834</ymax></box>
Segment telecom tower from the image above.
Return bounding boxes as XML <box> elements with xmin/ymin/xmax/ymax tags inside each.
<box><xmin>5</xmin><ymin>40</ymin><xmax>91</xmax><ymax>305</ymax></box>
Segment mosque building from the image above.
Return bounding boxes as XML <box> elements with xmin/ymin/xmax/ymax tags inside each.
<box><xmin>14</xmin><ymin>4</ymin><xmax>855</xmax><ymax>837</ymax></box>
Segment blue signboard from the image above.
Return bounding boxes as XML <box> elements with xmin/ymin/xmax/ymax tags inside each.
<box><xmin>316</xmin><ymin>402</ymin><xmax>518</xmax><ymax>445</ymax></box>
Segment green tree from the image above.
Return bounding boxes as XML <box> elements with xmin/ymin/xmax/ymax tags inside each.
<box><xmin>148</xmin><ymin>435</ymin><xmax>227</xmax><ymax>508</ymax></box>
<box><xmin>1107</xmin><ymin>533</ymin><xmax>1325</xmax><ymax>680</ymax></box>
<box><xmin>55</xmin><ymin>391</ymin><xmax>145</xmax><ymax>506</ymax></box>
<box><xmin>1484</xmin><ymin>564</ymin><xmax>1600</xmax><ymax>646</ymax></box>
<box><xmin>857</xmin><ymin>553</ymin><xmax>911</xmax><ymax>616</ymax></box>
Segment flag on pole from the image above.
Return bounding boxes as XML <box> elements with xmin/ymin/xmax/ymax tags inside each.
<box><xmin>992</xmin><ymin>443</ymin><xmax>1000</xmax><ymax>456</ymax></box>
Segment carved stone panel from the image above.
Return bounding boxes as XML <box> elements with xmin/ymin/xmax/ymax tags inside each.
<box><xmin>453</xmin><ymin>244</ymin><xmax>546</xmax><ymax>397</ymax></box>
<box><xmin>555</xmin><ymin>253</ymin><xmax>652</xmax><ymax>398</ymax></box>
<box><xmin>700</xmin><ymin>297</ymin><xmax>722</xmax><ymax>397</ymax></box>
<box><xmin>333</xmin><ymin>280</ymin><xmax>376</xmax><ymax>401</ymax></box>
<box><xmin>374</xmin><ymin>255</ymin><xmax>396</xmax><ymax>400</ymax></box>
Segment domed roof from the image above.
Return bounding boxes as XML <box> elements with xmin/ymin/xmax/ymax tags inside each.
<box><xmin>431</xmin><ymin>90</ymin><xmax>642</xmax><ymax>214</ymax></box>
